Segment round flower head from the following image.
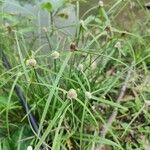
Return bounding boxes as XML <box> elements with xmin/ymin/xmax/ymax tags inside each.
<box><xmin>4</xmin><ymin>22</ymin><xmax>12</xmax><ymax>33</ymax></box>
<box><xmin>91</xmin><ymin>105</ymin><xmax>95</xmax><ymax>110</ymax></box>
<box><xmin>114</xmin><ymin>41</ymin><xmax>121</xmax><ymax>49</ymax></box>
<box><xmin>51</xmin><ymin>51</ymin><xmax>60</xmax><ymax>59</ymax></box>
<box><xmin>77</xmin><ymin>64</ymin><xmax>84</xmax><ymax>71</ymax></box>
<box><xmin>85</xmin><ymin>91</ymin><xmax>92</xmax><ymax>99</ymax></box>
<box><xmin>26</xmin><ymin>58</ymin><xmax>37</xmax><ymax>67</ymax></box>
<box><xmin>67</xmin><ymin>89</ymin><xmax>77</xmax><ymax>99</ymax></box>
<box><xmin>43</xmin><ymin>27</ymin><xmax>48</xmax><ymax>32</ymax></box>
<box><xmin>80</xmin><ymin>20</ymin><xmax>84</xmax><ymax>27</ymax></box>
<box><xmin>145</xmin><ymin>100</ymin><xmax>150</xmax><ymax>106</ymax></box>
<box><xmin>130</xmin><ymin>2</ymin><xmax>136</xmax><ymax>9</ymax></box>
<box><xmin>27</xmin><ymin>146</ymin><xmax>33</xmax><ymax>150</ymax></box>
<box><xmin>99</xmin><ymin>1</ymin><xmax>104</xmax><ymax>7</ymax></box>
<box><xmin>5</xmin><ymin>22</ymin><xmax>10</xmax><ymax>27</ymax></box>
<box><xmin>70</xmin><ymin>42</ymin><xmax>78</xmax><ymax>51</ymax></box>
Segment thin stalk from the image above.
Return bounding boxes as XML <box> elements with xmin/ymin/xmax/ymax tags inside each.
<box><xmin>44</xmin><ymin>30</ymin><xmax>52</xmax><ymax>50</ymax></box>
<box><xmin>50</xmin><ymin>12</ymin><xmax>54</xmax><ymax>36</ymax></box>
<box><xmin>33</xmin><ymin>68</ymin><xmax>43</xmax><ymax>97</ymax></box>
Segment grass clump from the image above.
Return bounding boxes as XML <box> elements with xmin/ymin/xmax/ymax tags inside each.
<box><xmin>0</xmin><ymin>0</ymin><xmax>150</xmax><ymax>150</ymax></box>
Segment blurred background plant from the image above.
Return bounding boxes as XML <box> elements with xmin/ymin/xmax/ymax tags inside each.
<box><xmin>0</xmin><ymin>0</ymin><xmax>150</xmax><ymax>150</ymax></box>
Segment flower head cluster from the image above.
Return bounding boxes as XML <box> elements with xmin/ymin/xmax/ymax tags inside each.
<box><xmin>114</xmin><ymin>41</ymin><xmax>121</xmax><ymax>49</ymax></box>
<box><xmin>51</xmin><ymin>51</ymin><xmax>60</xmax><ymax>59</ymax></box>
<box><xmin>85</xmin><ymin>91</ymin><xmax>92</xmax><ymax>99</ymax></box>
<box><xmin>99</xmin><ymin>1</ymin><xmax>104</xmax><ymax>7</ymax></box>
<box><xmin>67</xmin><ymin>89</ymin><xmax>77</xmax><ymax>99</ymax></box>
<box><xmin>77</xmin><ymin>64</ymin><xmax>84</xmax><ymax>71</ymax></box>
<box><xmin>27</xmin><ymin>146</ymin><xmax>33</xmax><ymax>150</ymax></box>
<box><xmin>26</xmin><ymin>58</ymin><xmax>37</xmax><ymax>67</ymax></box>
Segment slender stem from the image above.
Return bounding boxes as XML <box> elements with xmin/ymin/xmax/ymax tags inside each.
<box><xmin>34</xmin><ymin>68</ymin><xmax>43</xmax><ymax>97</ymax></box>
<box><xmin>44</xmin><ymin>30</ymin><xmax>52</xmax><ymax>50</ymax></box>
<box><xmin>50</xmin><ymin>12</ymin><xmax>54</xmax><ymax>36</ymax></box>
<box><xmin>54</xmin><ymin>59</ymin><xmax>57</xmax><ymax>75</ymax></box>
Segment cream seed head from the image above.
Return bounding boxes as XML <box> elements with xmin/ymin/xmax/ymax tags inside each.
<box><xmin>145</xmin><ymin>100</ymin><xmax>150</xmax><ymax>106</ymax></box>
<box><xmin>80</xmin><ymin>20</ymin><xmax>84</xmax><ymax>27</ymax></box>
<box><xmin>4</xmin><ymin>22</ymin><xmax>12</xmax><ymax>33</ymax></box>
<box><xmin>67</xmin><ymin>89</ymin><xmax>77</xmax><ymax>99</ymax></box>
<box><xmin>26</xmin><ymin>58</ymin><xmax>37</xmax><ymax>67</ymax></box>
<box><xmin>51</xmin><ymin>51</ymin><xmax>60</xmax><ymax>59</ymax></box>
<box><xmin>130</xmin><ymin>2</ymin><xmax>136</xmax><ymax>9</ymax></box>
<box><xmin>85</xmin><ymin>91</ymin><xmax>92</xmax><ymax>99</ymax></box>
<box><xmin>5</xmin><ymin>22</ymin><xmax>10</xmax><ymax>27</ymax></box>
<box><xmin>114</xmin><ymin>41</ymin><xmax>121</xmax><ymax>49</ymax></box>
<box><xmin>43</xmin><ymin>27</ymin><xmax>48</xmax><ymax>32</ymax></box>
<box><xmin>77</xmin><ymin>64</ymin><xmax>84</xmax><ymax>71</ymax></box>
<box><xmin>99</xmin><ymin>1</ymin><xmax>104</xmax><ymax>7</ymax></box>
<box><xmin>91</xmin><ymin>105</ymin><xmax>95</xmax><ymax>110</ymax></box>
<box><xmin>27</xmin><ymin>146</ymin><xmax>33</xmax><ymax>150</ymax></box>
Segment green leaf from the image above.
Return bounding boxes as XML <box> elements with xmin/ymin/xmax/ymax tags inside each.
<box><xmin>11</xmin><ymin>126</ymin><xmax>33</xmax><ymax>150</ymax></box>
<box><xmin>1</xmin><ymin>126</ymin><xmax>33</xmax><ymax>150</ymax></box>
<box><xmin>41</xmin><ymin>2</ymin><xmax>53</xmax><ymax>12</ymax></box>
<box><xmin>2</xmin><ymin>139</ymin><xmax>11</xmax><ymax>150</ymax></box>
<box><xmin>0</xmin><ymin>96</ymin><xmax>9</xmax><ymax>105</ymax></box>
